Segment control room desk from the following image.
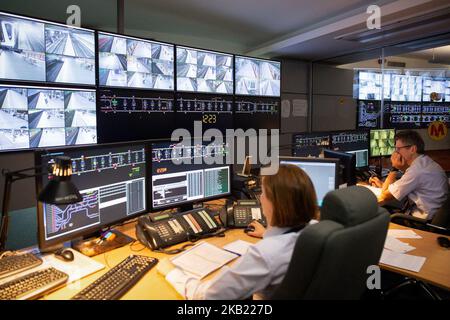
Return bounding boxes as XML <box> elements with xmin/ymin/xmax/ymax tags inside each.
<box><xmin>43</xmin><ymin>224</ymin><xmax>260</xmax><ymax>300</ymax></box>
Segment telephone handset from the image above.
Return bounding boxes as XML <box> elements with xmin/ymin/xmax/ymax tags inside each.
<box><xmin>220</xmin><ymin>199</ymin><xmax>266</xmax><ymax>228</ymax></box>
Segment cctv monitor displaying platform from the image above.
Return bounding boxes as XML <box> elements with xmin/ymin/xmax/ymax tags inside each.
<box><xmin>35</xmin><ymin>142</ymin><xmax>147</xmax><ymax>249</ymax></box>
<box><xmin>98</xmin><ymin>32</ymin><xmax>174</xmax><ymax>90</ymax></box>
<box><xmin>151</xmin><ymin>141</ymin><xmax>231</xmax><ymax>209</ymax></box>
<box><xmin>279</xmin><ymin>157</ymin><xmax>338</xmax><ymax>206</ymax></box>
<box><xmin>0</xmin><ymin>12</ymin><xmax>95</xmax><ymax>85</ymax></box>
<box><xmin>422</xmin><ymin>78</ymin><xmax>446</xmax><ymax>102</ymax></box>
<box><xmin>390</xmin><ymin>75</ymin><xmax>422</xmax><ymax>102</ymax></box>
<box><xmin>292</xmin><ymin>132</ymin><xmax>331</xmax><ymax>157</ymax></box>
<box><xmin>176</xmin><ymin>46</ymin><xmax>233</xmax><ymax>94</ymax></box>
<box><xmin>235</xmin><ymin>56</ymin><xmax>280</xmax><ymax>97</ymax></box>
<box><xmin>370</xmin><ymin>128</ymin><xmax>395</xmax><ymax>157</ymax></box>
<box><xmin>358</xmin><ymin>71</ymin><xmax>390</xmax><ymax>100</ymax></box>
<box><xmin>0</xmin><ymin>84</ymin><xmax>96</xmax><ymax>151</ymax></box>
<box><xmin>97</xmin><ymin>88</ymin><xmax>175</xmax><ymax>143</ymax></box>
<box><xmin>330</xmin><ymin>130</ymin><xmax>369</xmax><ymax>168</ymax></box>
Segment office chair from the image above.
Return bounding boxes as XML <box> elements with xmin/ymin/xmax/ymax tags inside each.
<box><xmin>390</xmin><ymin>192</ymin><xmax>450</xmax><ymax>236</ymax></box>
<box><xmin>271</xmin><ymin>186</ymin><xmax>390</xmax><ymax>300</ymax></box>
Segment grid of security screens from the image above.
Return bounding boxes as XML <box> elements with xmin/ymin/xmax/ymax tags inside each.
<box><xmin>0</xmin><ymin>12</ymin><xmax>95</xmax><ymax>85</ymax></box>
<box><xmin>235</xmin><ymin>56</ymin><xmax>280</xmax><ymax>97</ymax></box>
<box><xmin>98</xmin><ymin>32</ymin><xmax>174</xmax><ymax>90</ymax></box>
<box><xmin>0</xmin><ymin>84</ymin><xmax>96</xmax><ymax>150</ymax></box>
<box><xmin>176</xmin><ymin>46</ymin><xmax>233</xmax><ymax>94</ymax></box>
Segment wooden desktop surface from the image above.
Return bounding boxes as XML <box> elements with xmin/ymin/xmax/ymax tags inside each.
<box><xmin>381</xmin><ymin>223</ymin><xmax>450</xmax><ymax>291</ymax></box>
<box><xmin>43</xmin><ymin>225</ymin><xmax>259</xmax><ymax>300</ymax></box>
<box><xmin>42</xmin><ymin>221</ymin><xmax>449</xmax><ymax>299</ymax></box>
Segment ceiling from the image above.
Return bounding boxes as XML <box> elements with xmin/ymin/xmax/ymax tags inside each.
<box><xmin>1</xmin><ymin>0</ymin><xmax>450</xmax><ymax>63</ymax></box>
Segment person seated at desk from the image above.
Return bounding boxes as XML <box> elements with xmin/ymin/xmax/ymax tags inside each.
<box><xmin>158</xmin><ymin>164</ymin><xmax>319</xmax><ymax>300</ymax></box>
<box><xmin>369</xmin><ymin>130</ymin><xmax>448</xmax><ymax>220</ymax></box>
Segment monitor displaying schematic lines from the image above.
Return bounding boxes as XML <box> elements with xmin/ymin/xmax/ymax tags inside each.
<box><xmin>35</xmin><ymin>142</ymin><xmax>147</xmax><ymax>249</ymax></box>
<box><xmin>151</xmin><ymin>141</ymin><xmax>231</xmax><ymax>209</ymax></box>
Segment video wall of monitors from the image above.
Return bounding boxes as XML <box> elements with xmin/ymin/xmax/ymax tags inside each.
<box><xmin>391</xmin><ymin>75</ymin><xmax>422</xmax><ymax>102</ymax></box>
<box><xmin>176</xmin><ymin>46</ymin><xmax>233</xmax><ymax>94</ymax></box>
<box><xmin>0</xmin><ymin>12</ymin><xmax>95</xmax><ymax>86</ymax></box>
<box><xmin>97</xmin><ymin>88</ymin><xmax>175</xmax><ymax>143</ymax></box>
<box><xmin>0</xmin><ymin>84</ymin><xmax>96</xmax><ymax>151</ymax></box>
<box><xmin>235</xmin><ymin>56</ymin><xmax>280</xmax><ymax>97</ymax></box>
<box><xmin>357</xmin><ymin>71</ymin><xmax>390</xmax><ymax>100</ymax></box>
<box><xmin>98</xmin><ymin>32</ymin><xmax>174</xmax><ymax>90</ymax></box>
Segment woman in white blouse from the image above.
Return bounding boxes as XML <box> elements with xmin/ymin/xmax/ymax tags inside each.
<box><xmin>159</xmin><ymin>164</ymin><xmax>319</xmax><ymax>300</ymax></box>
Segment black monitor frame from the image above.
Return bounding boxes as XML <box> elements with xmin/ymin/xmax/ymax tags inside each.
<box><xmin>0</xmin><ymin>10</ymin><xmax>96</xmax><ymax>89</ymax></box>
<box><xmin>35</xmin><ymin>140</ymin><xmax>149</xmax><ymax>250</ymax></box>
<box><xmin>323</xmin><ymin>149</ymin><xmax>356</xmax><ymax>186</ymax></box>
<box><xmin>149</xmin><ymin>140</ymin><xmax>232</xmax><ymax>211</ymax></box>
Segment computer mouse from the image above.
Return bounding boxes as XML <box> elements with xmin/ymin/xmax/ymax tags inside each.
<box><xmin>244</xmin><ymin>226</ymin><xmax>255</xmax><ymax>233</ymax></box>
<box><xmin>54</xmin><ymin>248</ymin><xmax>75</xmax><ymax>262</ymax></box>
<box><xmin>437</xmin><ymin>236</ymin><xmax>450</xmax><ymax>249</ymax></box>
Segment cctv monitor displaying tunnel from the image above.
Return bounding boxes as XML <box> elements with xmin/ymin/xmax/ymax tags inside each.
<box><xmin>235</xmin><ymin>56</ymin><xmax>280</xmax><ymax>97</ymax></box>
<box><xmin>98</xmin><ymin>31</ymin><xmax>174</xmax><ymax>90</ymax></box>
<box><xmin>0</xmin><ymin>11</ymin><xmax>95</xmax><ymax>85</ymax></box>
<box><xmin>370</xmin><ymin>128</ymin><xmax>395</xmax><ymax>157</ymax></box>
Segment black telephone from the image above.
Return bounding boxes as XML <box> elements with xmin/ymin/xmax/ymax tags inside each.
<box><xmin>135</xmin><ymin>207</ymin><xmax>220</xmax><ymax>250</ymax></box>
<box><xmin>220</xmin><ymin>199</ymin><xmax>266</xmax><ymax>228</ymax></box>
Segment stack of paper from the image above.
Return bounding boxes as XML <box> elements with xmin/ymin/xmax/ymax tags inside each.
<box><xmin>170</xmin><ymin>242</ymin><xmax>239</xmax><ymax>279</ymax></box>
<box><xmin>387</xmin><ymin>229</ymin><xmax>422</xmax><ymax>239</ymax></box>
<box><xmin>384</xmin><ymin>236</ymin><xmax>416</xmax><ymax>253</ymax></box>
<box><xmin>379</xmin><ymin>249</ymin><xmax>426</xmax><ymax>272</ymax></box>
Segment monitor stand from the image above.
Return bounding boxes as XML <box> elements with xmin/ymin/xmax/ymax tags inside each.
<box><xmin>71</xmin><ymin>229</ymin><xmax>134</xmax><ymax>257</ymax></box>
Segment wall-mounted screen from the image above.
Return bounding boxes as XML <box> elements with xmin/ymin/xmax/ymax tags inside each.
<box><xmin>422</xmin><ymin>78</ymin><xmax>446</xmax><ymax>102</ymax></box>
<box><xmin>98</xmin><ymin>32</ymin><xmax>174</xmax><ymax>90</ymax></box>
<box><xmin>0</xmin><ymin>84</ymin><xmax>96</xmax><ymax>151</ymax></box>
<box><xmin>176</xmin><ymin>46</ymin><xmax>233</xmax><ymax>94</ymax></box>
<box><xmin>0</xmin><ymin>12</ymin><xmax>95</xmax><ymax>85</ymax></box>
<box><xmin>390</xmin><ymin>75</ymin><xmax>422</xmax><ymax>102</ymax></box>
<box><xmin>235</xmin><ymin>56</ymin><xmax>280</xmax><ymax>97</ymax></box>
<box><xmin>370</xmin><ymin>129</ymin><xmax>395</xmax><ymax>157</ymax></box>
<box><xmin>358</xmin><ymin>71</ymin><xmax>390</xmax><ymax>100</ymax></box>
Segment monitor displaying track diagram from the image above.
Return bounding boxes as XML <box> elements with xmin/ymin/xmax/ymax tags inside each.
<box><xmin>0</xmin><ymin>84</ymin><xmax>96</xmax><ymax>151</ymax></box>
<box><xmin>235</xmin><ymin>56</ymin><xmax>280</xmax><ymax>97</ymax></box>
<box><xmin>292</xmin><ymin>132</ymin><xmax>331</xmax><ymax>157</ymax></box>
<box><xmin>36</xmin><ymin>143</ymin><xmax>147</xmax><ymax>249</ymax></box>
<box><xmin>151</xmin><ymin>141</ymin><xmax>231</xmax><ymax>209</ymax></box>
<box><xmin>0</xmin><ymin>11</ymin><xmax>95</xmax><ymax>85</ymax></box>
<box><xmin>98</xmin><ymin>32</ymin><xmax>174</xmax><ymax>90</ymax></box>
<box><xmin>176</xmin><ymin>46</ymin><xmax>233</xmax><ymax>94</ymax></box>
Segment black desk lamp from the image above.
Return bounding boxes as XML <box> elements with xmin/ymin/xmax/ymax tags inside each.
<box><xmin>0</xmin><ymin>156</ymin><xmax>82</xmax><ymax>252</ymax></box>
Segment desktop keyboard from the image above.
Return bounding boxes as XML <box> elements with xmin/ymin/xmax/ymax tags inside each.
<box><xmin>0</xmin><ymin>253</ymin><xmax>43</xmax><ymax>279</ymax></box>
<box><xmin>71</xmin><ymin>255</ymin><xmax>158</xmax><ymax>300</ymax></box>
<box><xmin>0</xmin><ymin>267</ymin><xmax>69</xmax><ymax>300</ymax></box>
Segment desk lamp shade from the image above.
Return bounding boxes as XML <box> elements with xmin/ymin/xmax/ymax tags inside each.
<box><xmin>38</xmin><ymin>156</ymin><xmax>82</xmax><ymax>205</ymax></box>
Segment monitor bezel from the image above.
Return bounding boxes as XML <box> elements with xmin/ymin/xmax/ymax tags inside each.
<box><xmin>96</xmin><ymin>30</ymin><xmax>176</xmax><ymax>92</ymax></box>
<box><xmin>323</xmin><ymin>149</ymin><xmax>357</xmax><ymax>186</ymax></box>
<box><xmin>0</xmin><ymin>83</ymin><xmax>97</xmax><ymax>154</ymax></box>
<box><xmin>34</xmin><ymin>140</ymin><xmax>149</xmax><ymax>250</ymax></box>
<box><xmin>0</xmin><ymin>10</ymin><xmax>97</xmax><ymax>88</ymax></box>
<box><xmin>149</xmin><ymin>140</ymin><xmax>232</xmax><ymax>211</ymax></box>
<box><xmin>278</xmin><ymin>156</ymin><xmax>340</xmax><ymax>193</ymax></box>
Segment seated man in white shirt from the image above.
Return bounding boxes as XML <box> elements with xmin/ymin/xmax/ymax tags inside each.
<box><xmin>369</xmin><ymin>130</ymin><xmax>448</xmax><ymax>220</ymax></box>
<box><xmin>158</xmin><ymin>164</ymin><xmax>319</xmax><ymax>300</ymax></box>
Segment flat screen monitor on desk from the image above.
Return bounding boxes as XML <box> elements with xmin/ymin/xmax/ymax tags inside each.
<box><xmin>370</xmin><ymin>129</ymin><xmax>395</xmax><ymax>157</ymax></box>
<box><xmin>35</xmin><ymin>142</ymin><xmax>147</xmax><ymax>250</ymax></box>
<box><xmin>323</xmin><ymin>149</ymin><xmax>356</xmax><ymax>186</ymax></box>
<box><xmin>150</xmin><ymin>141</ymin><xmax>231</xmax><ymax>210</ymax></box>
<box><xmin>279</xmin><ymin>157</ymin><xmax>338</xmax><ymax>206</ymax></box>
<box><xmin>330</xmin><ymin>130</ymin><xmax>369</xmax><ymax>168</ymax></box>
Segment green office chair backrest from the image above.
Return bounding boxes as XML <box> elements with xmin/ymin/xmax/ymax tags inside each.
<box><xmin>271</xmin><ymin>186</ymin><xmax>390</xmax><ymax>300</ymax></box>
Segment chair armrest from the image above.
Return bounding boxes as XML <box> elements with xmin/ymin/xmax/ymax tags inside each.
<box><xmin>390</xmin><ymin>213</ymin><xmax>427</xmax><ymax>225</ymax></box>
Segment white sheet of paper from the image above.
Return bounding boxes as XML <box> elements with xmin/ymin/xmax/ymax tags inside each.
<box><xmin>170</xmin><ymin>242</ymin><xmax>239</xmax><ymax>279</ymax></box>
<box><xmin>223</xmin><ymin>240</ymin><xmax>254</xmax><ymax>256</ymax></box>
<box><xmin>281</xmin><ymin>100</ymin><xmax>291</xmax><ymax>118</ymax></box>
<box><xmin>292</xmin><ymin>99</ymin><xmax>307</xmax><ymax>117</ymax></box>
<box><xmin>387</xmin><ymin>229</ymin><xmax>422</xmax><ymax>239</ymax></box>
<box><xmin>384</xmin><ymin>236</ymin><xmax>416</xmax><ymax>253</ymax></box>
<box><xmin>359</xmin><ymin>184</ymin><xmax>382</xmax><ymax>198</ymax></box>
<box><xmin>379</xmin><ymin>249</ymin><xmax>426</xmax><ymax>273</ymax></box>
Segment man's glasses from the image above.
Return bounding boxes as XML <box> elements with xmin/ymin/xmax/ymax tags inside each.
<box><xmin>395</xmin><ymin>145</ymin><xmax>412</xmax><ymax>152</ymax></box>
